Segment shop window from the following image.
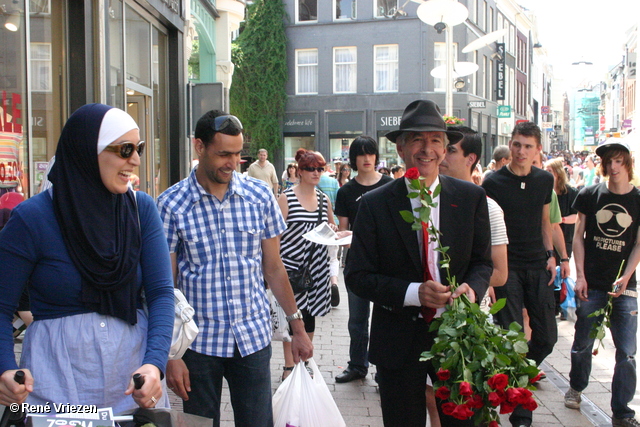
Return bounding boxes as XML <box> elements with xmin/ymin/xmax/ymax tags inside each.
<box><xmin>335</xmin><ymin>0</ymin><xmax>356</xmax><ymax>19</ymax></box>
<box><xmin>126</xmin><ymin>4</ymin><xmax>151</xmax><ymax>87</ymax></box>
<box><xmin>30</xmin><ymin>43</ymin><xmax>52</xmax><ymax>92</ymax></box>
<box><xmin>295</xmin><ymin>49</ymin><xmax>318</xmax><ymax>95</ymax></box>
<box><xmin>334</xmin><ymin>47</ymin><xmax>357</xmax><ymax>94</ymax></box>
<box><xmin>374</xmin><ymin>44</ymin><xmax>398</xmax><ymax>93</ymax></box>
<box><xmin>376</xmin><ymin>0</ymin><xmax>397</xmax><ymax>18</ymax></box>
<box><xmin>298</xmin><ymin>0</ymin><xmax>317</xmax><ymax>22</ymax></box>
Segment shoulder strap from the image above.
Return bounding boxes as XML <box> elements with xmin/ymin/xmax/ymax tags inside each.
<box><xmin>316</xmin><ymin>189</ymin><xmax>324</xmax><ymax>225</ymax></box>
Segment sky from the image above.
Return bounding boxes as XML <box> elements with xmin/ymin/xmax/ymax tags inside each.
<box><xmin>518</xmin><ymin>0</ymin><xmax>640</xmax><ymax>88</ymax></box>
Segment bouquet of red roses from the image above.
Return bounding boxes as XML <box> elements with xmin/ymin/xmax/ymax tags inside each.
<box><xmin>400</xmin><ymin>167</ymin><xmax>540</xmax><ymax>426</ymax></box>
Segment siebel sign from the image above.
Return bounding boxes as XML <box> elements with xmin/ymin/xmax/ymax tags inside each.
<box><xmin>496</xmin><ymin>43</ymin><xmax>506</xmax><ymax>101</ymax></box>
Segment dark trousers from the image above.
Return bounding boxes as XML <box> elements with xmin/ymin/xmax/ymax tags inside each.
<box><xmin>494</xmin><ymin>268</ymin><xmax>558</xmax><ymax>426</ymax></box>
<box><xmin>182</xmin><ymin>346</ymin><xmax>273</xmax><ymax>427</ymax></box>
<box><xmin>346</xmin><ymin>288</ymin><xmax>371</xmax><ymax>374</ymax></box>
<box><xmin>376</xmin><ymin>321</ymin><xmax>475</xmax><ymax>427</ymax></box>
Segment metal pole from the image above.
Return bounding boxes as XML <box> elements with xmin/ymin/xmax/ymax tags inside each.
<box><xmin>445</xmin><ymin>24</ymin><xmax>453</xmax><ymax>116</ymax></box>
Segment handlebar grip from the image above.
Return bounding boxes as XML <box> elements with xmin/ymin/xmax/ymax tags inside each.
<box><xmin>133</xmin><ymin>373</ymin><xmax>145</xmax><ymax>390</ymax></box>
<box><xmin>13</xmin><ymin>371</ymin><xmax>24</xmax><ymax>385</ymax></box>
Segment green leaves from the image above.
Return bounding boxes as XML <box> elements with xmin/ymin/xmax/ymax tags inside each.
<box><xmin>399</xmin><ymin>210</ymin><xmax>414</xmax><ymax>224</ymax></box>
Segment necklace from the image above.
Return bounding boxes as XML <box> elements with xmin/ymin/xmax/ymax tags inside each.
<box><xmin>507</xmin><ymin>164</ymin><xmax>526</xmax><ymax>190</ymax></box>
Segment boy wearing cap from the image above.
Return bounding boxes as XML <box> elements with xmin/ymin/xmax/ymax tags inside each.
<box><xmin>564</xmin><ymin>141</ymin><xmax>640</xmax><ymax>427</ymax></box>
<box><xmin>345</xmin><ymin>100</ymin><xmax>491</xmax><ymax>426</ymax></box>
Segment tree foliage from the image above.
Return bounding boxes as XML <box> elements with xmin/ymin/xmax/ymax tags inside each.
<box><xmin>230</xmin><ymin>0</ymin><xmax>288</xmax><ymax>156</ymax></box>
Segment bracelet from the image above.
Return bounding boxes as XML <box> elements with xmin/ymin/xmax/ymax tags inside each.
<box><xmin>546</xmin><ymin>250</ymin><xmax>555</xmax><ymax>259</ymax></box>
<box><xmin>560</xmin><ymin>258</ymin><xmax>570</xmax><ymax>263</ymax></box>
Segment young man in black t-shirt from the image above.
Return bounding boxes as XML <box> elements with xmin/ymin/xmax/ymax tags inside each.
<box><xmin>564</xmin><ymin>141</ymin><xmax>640</xmax><ymax>427</ymax></box>
<box><xmin>334</xmin><ymin>136</ymin><xmax>393</xmax><ymax>383</ymax></box>
<box><xmin>482</xmin><ymin>122</ymin><xmax>556</xmax><ymax>427</ymax></box>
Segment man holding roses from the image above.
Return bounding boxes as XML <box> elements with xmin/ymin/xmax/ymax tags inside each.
<box><xmin>345</xmin><ymin>99</ymin><xmax>492</xmax><ymax>426</ymax></box>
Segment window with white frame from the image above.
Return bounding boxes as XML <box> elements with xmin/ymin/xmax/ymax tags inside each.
<box><xmin>30</xmin><ymin>0</ymin><xmax>50</xmax><ymax>13</ymax></box>
<box><xmin>334</xmin><ymin>47</ymin><xmax>357</xmax><ymax>93</ymax></box>
<box><xmin>31</xmin><ymin>43</ymin><xmax>52</xmax><ymax>92</ymax></box>
<box><xmin>298</xmin><ymin>0</ymin><xmax>318</xmax><ymax>22</ymax></box>
<box><xmin>434</xmin><ymin>42</ymin><xmax>458</xmax><ymax>92</ymax></box>
<box><xmin>482</xmin><ymin>55</ymin><xmax>487</xmax><ymax>99</ymax></box>
<box><xmin>467</xmin><ymin>0</ymin><xmax>476</xmax><ymax>23</ymax></box>
<box><xmin>472</xmin><ymin>51</ymin><xmax>477</xmax><ymax>95</ymax></box>
<box><xmin>376</xmin><ymin>0</ymin><xmax>397</xmax><ymax>18</ymax></box>
<box><xmin>335</xmin><ymin>0</ymin><xmax>356</xmax><ymax>19</ymax></box>
<box><xmin>374</xmin><ymin>44</ymin><xmax>398</xmax><ymax>92</ymax></box>
<box><xmin>296</xmin><ymin>49</ymin><xmax>318</xmax><ymax>94</ymax></box>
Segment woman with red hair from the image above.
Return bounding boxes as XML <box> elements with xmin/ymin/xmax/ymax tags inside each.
<box><xmin>278</xmin><ymin>148</ymin><xmax>336</xmax><ymax>380</ymax></box>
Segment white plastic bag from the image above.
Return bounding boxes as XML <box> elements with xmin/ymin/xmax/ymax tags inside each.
<box><xmin>268</xmin><ymin>289</ymin><xmax>291</xmax><ymax>342</ymax></box>
<box><xmin>273</xmin><ymin>359</ymin><xmax>346</xmax><ymax>427</ymax></box>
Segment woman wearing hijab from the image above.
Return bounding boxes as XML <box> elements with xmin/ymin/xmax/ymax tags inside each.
<box><xmin>0</xmin><ymin>103</ymin><xmax>174</xmax><ymax>413</ymax></box>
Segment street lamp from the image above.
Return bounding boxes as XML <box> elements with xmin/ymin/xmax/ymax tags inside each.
<box><xmin>417</xmin><ymin>0</ymin><xmax>468</xmax><ymax>116</ymax></box>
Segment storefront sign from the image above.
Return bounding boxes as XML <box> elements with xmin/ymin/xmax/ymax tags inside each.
<box><xmin>328</xmin><ymin>111</ymin><xmax>363</xmax><ymax>134</ymax></box>
<box><xmin>468</xmin><ymin>101</ymin><xmax>486</xmax><ymax>109</ymax></box>
<box><xmin>497</xmin><ymin>105</ymin><xmax>511</xmax><ymax>118</ymax></box>
<box><xmin>541</xmin><ymin>122</ymin><xmax>553</xmax><ymax>131</ymax></box>
<box><xmin>623</xmin><ymin>119</ymin><xmax>633</xmax><ymax>128</ymax></box>
<box><xmin>375</xmin><ymin>111</ymin><xmax>403</xmax><ymax>131</ymax></box>
<box><xmin>283</xmin><ymin>113</ymin><xmax>316</xmax><ymax>133</ymax></box>
<box><xmin>496</xmin><ymin>43</ymin><xmax>506</xmax><ymax>101</ymax></box>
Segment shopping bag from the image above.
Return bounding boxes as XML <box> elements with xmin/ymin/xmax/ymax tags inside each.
<box><xmin>273</xmin><ymin>359</ymin><xmax>346</xmax><ymax>427</ymax></box>
<box><xmin>268</xmin><ymin>289</ymin><xmax>291</xmax><ymax>342</ymax></box>
<box><xmin>560</xmin><ymin>276</ymin><xmax>577</xmax><ymax>310</ymax></box>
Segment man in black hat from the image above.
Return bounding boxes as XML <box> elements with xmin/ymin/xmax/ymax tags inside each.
<box><xmin>564</xmin><ymin>140</ymin><xmax>640</xmax><ymax>427</ymax></box>
<box><xmin>344</xmin><ymin>99</ymin><xmax>492</xmax><ymax>426</ymax></box>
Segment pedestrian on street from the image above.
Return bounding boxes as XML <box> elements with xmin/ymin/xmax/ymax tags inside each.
<box><xmin>0</xmin><ymin>103</ymin><xmax>175</xmax><ymax>412</ymax></box>
<box><xmin>316</xmin><ymin>170</ymin><xmax>341</xmax><ymax>307</ymax></box>
<box><xmin>334</xmin><ymin>136</ymin><xmax>393</xmax><ymax>384</ymax></box>
<box><xmin>482</xmin><ymin>122</ymin><xmax>557</xmax><ymax>427</ymax></box>
<box><xmin>345</xmin><ymin>100</ymin><xmax>492</xmax><ymax>426</ymax></box>
<box><xmin>247</xmin><ymin>148</ymin><xmax>279</xmax><ymax>196</ymax></box>
<box><xmin>565</xmin><ymin>141</ymin><xmax>640</xmax><ymax>427</ymax></box>
<box><xmin>157</xmin><ymin>110</ymin><xmax>313</xmax><ymax>427</ymax></box>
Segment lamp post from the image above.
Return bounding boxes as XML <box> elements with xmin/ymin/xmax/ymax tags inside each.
<box><xmin>417</xmin><ymin>0</ymin><xmax>468</xmax><ymax>116</ymax></box>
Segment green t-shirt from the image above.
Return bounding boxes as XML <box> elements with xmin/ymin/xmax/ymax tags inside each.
<box><xmin>550</xmin><ymin>190</ymin><xmax>561</xmax><ymax>224</ymax></box>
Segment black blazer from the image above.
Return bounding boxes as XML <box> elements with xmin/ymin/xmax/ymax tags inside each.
<box><xmin>345</xmin><ymin>175</ymin><xmax>492</xmax><ymax>368</ymax></box>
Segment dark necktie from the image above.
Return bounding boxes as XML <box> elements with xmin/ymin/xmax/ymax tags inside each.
<box><xmin>421</xmin><ymin>221</ymin><xmax>437</xmax><ymax>323</ymax></box>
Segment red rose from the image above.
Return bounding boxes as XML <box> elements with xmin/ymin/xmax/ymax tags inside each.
<box><xmin>435</xmin><ymin>386</ymin><xmax>451</xmax><ymax>400</ymax></box>
<box><xmin>522</xmin><ymin>397</ymin><xmax>538</xmax><ymax>411</ymax></box>
<box><xmin>593</xmin><ymin>349</ymin><xmax>599</xmax><ymax>356</ymax></box>
<box><xmin>442</xmin><ymin>402</ymin><xmax>457</xmax><ymax>416</ymax></box>
<box><xmin>459</xmin><ymin>381</ymin><xmax>473</xmax><ymax>396</ymax></box>
<box><xmin>487</xmin><ymin>373</ymin><xmax>509</xmax><ymax>390</ymax></box>
<box><xmin>499</xmin><ymin>401</ymin><xmax>517</xmax><ymax>414</ymax></box>
<box><xmin>465</xmin><ymin>394</ymin><xmax>484</xmax><ymax>409</ymax></box>
<box><xmin>489</xmin><ymin>421</ymin><xmax>499</xmax><ymax>427</ymax></box>
<box><xmin>506</xmin><ymin>387</ymin><xmax>522</xmax><ymax>403</ymax></box>
<box><xmin>488</xmin><ymin>391</ymin><xmax>504</xmax><ymax>407</ymax></box>
<box><xmin>405</xmin><ymin>167</ymin><xmax>420</xmax><ymax>180</ymax></box>
<box><xmin>451</xmin><ymin>404</ymin><xmax>474</xmax><ymax>420</ymax></box>
<box><xmin>436</xmin><ymin>368</ymin><xmax>451</xmax><ymax>381</ymax></box>
<box><xmin>529</xmin><ymin>373</ymin><xmax>542</xmax><ymax>384</ymax></box>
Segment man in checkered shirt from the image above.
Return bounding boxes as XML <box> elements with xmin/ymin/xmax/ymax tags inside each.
<box><xmin>157</xmin><ymin>110</ymin><xmax>313</xmax><ymax>427</ymax></box>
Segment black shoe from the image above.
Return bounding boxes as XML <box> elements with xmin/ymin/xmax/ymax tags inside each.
<box><xmin>335</xmin><ymin>368</ymin><xmax>366</xmax><ymax>383</ymax></box>
<box><xmin>331</xmin><ymin>284</ymin><xmax>340</xmax><ymax>307</ymax></box>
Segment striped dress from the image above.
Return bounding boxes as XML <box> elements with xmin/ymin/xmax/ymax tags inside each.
<box><xmin>281</xmin><ymin>188</ymin><xmax>331</xmax><ymax>317</ymax></box>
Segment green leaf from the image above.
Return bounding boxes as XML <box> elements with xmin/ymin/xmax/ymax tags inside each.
<box><xmin>399</xmin><ymin>210</ymin><xmax>415</xmax><ymax>223</ymax></box>
<box><xmin>432</xmin><ymin>184</ymin><xmax>442</xmax><ymax>198</ymax></box>
<box><xmin>441</xmin><ymin>326</ymin><xmax>459</xmax><ymax>337</ymax></box>
<box><xmin>489</xmin><ymin>298</ymin><xmax>507</xmax><ymax>315</ymax></box>
<box><xmin>508</xmin><ymin>322</ymin><xmax>523</xmax><ymax>332</ymax></box>
<box><xmin>407</xmin><ymin>192</ymin><xmax>419</xmax><ymax>198</ymax></box>
<box><xmin>411</xmin><ymin>222</ymin><xmax>422</xmax><ymax>231</ymax></box>
<box><xmin>420</xmin><ymin>208</ymin><xmax>431</xmax><ymax>224</ymax></box>
<box><xmin>495</xmin><ymin>354</ymin><xmax>510</xmax><ymax>367</ymax></box>
<box><xmin>514</xmin><ymin>341</ymin><xmax>529</xmax><ymax>354</ymax></box>
<box><xmin>450</xmin><ymin>341</ymin><xmax>460</xmax><ymax>351</ymax></box>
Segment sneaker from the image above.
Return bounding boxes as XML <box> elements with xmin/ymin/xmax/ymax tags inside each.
<box><xmin>564</xmin><ymin>387</ymin><xmax>582</xmax><ymax>409</ymax></box>
<box><xmin>612</xmin><ymin>417</ymin><xmax>640</xmax><ymax>427</ymax></box>
<box><xmin>331</xmin><ymin>284</ymin><xmax>340</xmax><ymax>307</ymax></box>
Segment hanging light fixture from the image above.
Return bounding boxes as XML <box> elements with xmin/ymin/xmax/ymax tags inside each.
<box><xmin>4</xmin><ymin>10</ymin><xmax>20</xmax><ymax>32</ymax></box>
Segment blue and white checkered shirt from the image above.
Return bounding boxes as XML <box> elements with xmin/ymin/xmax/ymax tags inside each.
<box><xmin>157</xmin><ymin>168</ymin><xmax>286</xmax><ymax>357</ymax></box>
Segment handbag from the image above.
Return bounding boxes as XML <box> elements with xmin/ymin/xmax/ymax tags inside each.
<box><xmin>169</xmin><ymin>288</ymin><xmax>199</xmax><ymax>360</ymax></box>
<box><xmin>273</xmin><ymin>358</ymin><xmax>346</xmax><ymax>427</ymax></box>
<box><xmin>286</xmin><ymin>190</ymin><xmax>324</xmax><ymax>294</ymax></box>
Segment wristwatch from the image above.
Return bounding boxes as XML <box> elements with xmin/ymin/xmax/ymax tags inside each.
<box><xmin>546</xmin><ymin>250</ymin><xmax>555</xmax><ymax>259</ymax></box>
<box><xmin>285</xmin><ymin>309</ymin><xmax>303</xmax><ymax>323</ymax></box>
<box><xmin>560</xmin><ymin>258</ymin><xmax>570</xmax><ymax>263</ymax></box>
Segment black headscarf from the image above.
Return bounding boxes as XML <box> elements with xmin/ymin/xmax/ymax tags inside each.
<box><xmin>48</xmin><ymin>103</ymin><xmax>141</xmax><ymax>325</ymax></box>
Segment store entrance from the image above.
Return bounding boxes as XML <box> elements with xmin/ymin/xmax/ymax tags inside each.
<box><xmin>126</xmin><ymin>94</ymin><xmax>153</xmax><ymax>195</ymax></box>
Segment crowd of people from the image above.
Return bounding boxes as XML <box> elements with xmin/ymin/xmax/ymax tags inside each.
<box><xmin>0</xmin><ymin>100</ymin><xmax>638</xmax><ymax>427</ymax></box>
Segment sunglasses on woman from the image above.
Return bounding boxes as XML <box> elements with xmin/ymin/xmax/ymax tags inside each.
<box><xmin>103</xmin><ymin>141</ymin><xmax>145</xmax><ymax>159</ymax></box>
<box><xmin>212</xmin><ymin>115</ymin><xmax>243</xmax><ymax>135</ymax></box>
<box><xmin>300</xmin><ymin>167</ymin><xmax>325</xmax><ymax>173</ymax></box>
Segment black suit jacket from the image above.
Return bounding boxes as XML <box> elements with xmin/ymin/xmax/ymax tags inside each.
<box><xmin>344</xmin><ymin>175</ymin><xmax>492</xmax><ymax>368</ymax></box>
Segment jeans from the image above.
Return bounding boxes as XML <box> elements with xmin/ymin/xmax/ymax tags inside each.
<box><xmin>182</xmin><ymin>345</ymin><xmax>273</xmax><ymax>427</ymax></box>
<box><xmin>569</xmin><ymin>290</ymin><xmax>637</xmax><ymax>419</ymax></box>
<box><xmin>494</xmin><ymin>268</ymin><xmax>557</xmax><ymax>426</ymax></box>
<box><xmin>347</xmin><ymin>288</ymin><xmax>370</xmax><ymax>374</ymax></box>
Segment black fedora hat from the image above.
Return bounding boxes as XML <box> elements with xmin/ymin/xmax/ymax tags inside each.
<box><xmin>385</xmin><ymin>100</ymin><xmax>464</xmax><ymax>144</ymax></box>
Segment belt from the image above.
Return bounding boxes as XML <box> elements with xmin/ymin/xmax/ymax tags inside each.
<box><xmin>622</xmin><ymin>289</ymin><xmax>638</xmax><ymax>298</ymax></box>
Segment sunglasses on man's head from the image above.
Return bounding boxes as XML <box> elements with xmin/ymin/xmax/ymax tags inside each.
<box><xmin>103</xmin><ymin>141</ymin><xmax>145</xmax><ymax>159</ymax></box>
<box><xmin>300</xmin><ymin>167</ymin><xmax>325</xmax><ymax>173</ymax></box>
<box><xmin>212</xmin><ymin>115</ymin><xmax>243</xmax><ymax>135</ymax></box>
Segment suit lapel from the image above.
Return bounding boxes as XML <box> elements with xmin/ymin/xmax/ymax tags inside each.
<box><xmin>387</xmin><ymin>179</ymin><xmax>423</xmax><ymax>274</ymax></box>
<box><xmin>438</xmin><ymin>176</ymin><xmax>458</xmax><ymax>281</ymax></box>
